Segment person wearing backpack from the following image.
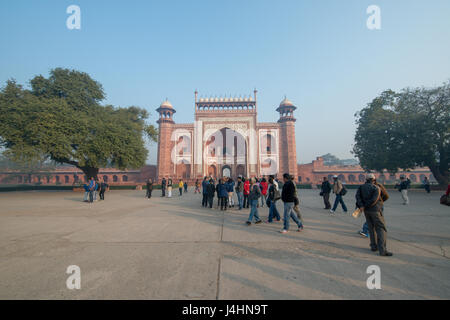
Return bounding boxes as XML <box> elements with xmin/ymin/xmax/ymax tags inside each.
<box><xmin>266</xmin><ymin>176</ymin><xmax>281</xmax><ymax>223</ymax></box>
<box><xmin>358</xmin><ymin>178</ymin><xmax>389</xmax><ymax>237</ymax></box>
<box><xmin>356</xmin><ymin>174</ymin><xmax>393</xmax><ymax>256</ymax></box>
<box><xmin>246</xmin><ymin>178</ymin><xmax>262</xmax><ymax>225</ymax></box>
<box><xmin>330</xmin><ymin>175</ymin><xmax>348</xmax><ymax>214</ymax></box>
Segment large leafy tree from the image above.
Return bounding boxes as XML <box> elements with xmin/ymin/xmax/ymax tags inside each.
<box><xmin>353</xmin><ymin>82</ymin><xmax>450</xmax><ymax>186</ymax></box>
<box><xmin>0</xmin><ymin>68</ymin><xmax>158</xmax><ymax>179</ymax></box>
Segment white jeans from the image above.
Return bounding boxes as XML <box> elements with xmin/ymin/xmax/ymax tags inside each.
<box><xmin>401</xmin><ymin>190</ymin><xmax>409</xmax><ymax>204</ymax></box>
<box><xmin>167</xmin><ymin>187</ymin><xmax>172</xmax><ymax>197</ymax></box>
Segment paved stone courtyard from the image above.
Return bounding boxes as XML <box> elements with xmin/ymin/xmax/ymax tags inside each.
<box><xmin>0</xmin><ymin>188</ymin><xmax>449</xmax><ymax>299</ymax></box>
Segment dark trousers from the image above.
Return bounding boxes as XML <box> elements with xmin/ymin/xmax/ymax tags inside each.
<box><xmin>179</xmin><ymin>188</ymin><xmax>183</xmax><ymax>196</ymax></box>
<box><xmin>332</xmin><ymin>194</ymin><xmax>348</xmax><ymax>212</ymax></box>
<box><xmin>364</xmin><ymin>209</ymin><xmax>388</xmax><ymax>255</ymax></box>
<box><xmin>146</xmin><ymin>189</ymin><xmax>152</xmax><ymax>198</ymax></box>
<box><xmin>100</xmin><ymin>190</ymin><xmax>105</xmax><ymax>200</ymax></box>
<box><xmin>202</xmin><ymin>194</ymin><xmax>208</xmax><ymax>207</ymax></box>
<box><xmin>161</xmin><ymin>187</ymin><xmax>166</xmax><ymax>197</ymax></box>
<box><xmin>220</xmin><ymin>197</ymin><xmax>228</xmax><ymax>210</ymax></box>
<box><xmin>89</xmin><ymin>191</ymin><xmax>94</xmax><ymax>203</ymax></box>
<box><xmin>243</xmin><ymin>194</ymin><xmax>249</xmax><ymax>208</ymax></box>
<box><xmin>207</xmin><ymin>196</ymin><xmax>214</xmax><ymax>208</ymax></box>
<box><xmin>323</xmin><ymin>192</ymin><xmax>331</xmax><ymax>209</ymax></box>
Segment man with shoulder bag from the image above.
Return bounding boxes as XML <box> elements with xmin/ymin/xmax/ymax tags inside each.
<box><xmin>356</xmin><ymin>174</ymin><xmax>393</xmax><ymax>257</ymax></box>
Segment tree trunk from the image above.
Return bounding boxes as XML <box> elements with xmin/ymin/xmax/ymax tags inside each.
<box><xmin>79</xmin><ymin>166</ymin><xmax>99</xmax><ymax>180</ymax></box>
<box><xmin>428</xmin><ymin>164</ymin><xmax>449</xmax><ymax>188</ymax></box>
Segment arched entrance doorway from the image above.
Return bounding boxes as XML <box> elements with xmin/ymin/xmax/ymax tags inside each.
<box><xmin>222</xmin><ymin>166</ymin><xmax>231</xmax><ymax>178</ymax></box>
<box><xmin>204</xmin><ymin>127</ymin><xmax>247</xmax><ymax>180</ymax></box>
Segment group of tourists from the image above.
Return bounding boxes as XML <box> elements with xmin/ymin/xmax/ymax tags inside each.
<box><xmin>199</xmin><ymin>174</ymin><xmax>303</xmax><ymax>234</ymax></box>
<box><xmin>158</xmin><ymin>178</ymin><xmax>188</xmax><ymax>198</ymax></box>
<box><xmin>82</xmin><ymin>177</ymin><xmax>109</xmax><ymax>203</ymax></box>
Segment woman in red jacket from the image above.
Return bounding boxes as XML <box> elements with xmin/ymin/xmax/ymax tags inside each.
<box><xmin>243</xmin><ymin>178</ymin><xmax>250</xmax><ymax>208</ymax></box>
<box><xmin>260</xmin><ymin>178</ymin><xmax>269</xmax><ymax>208</ymax></box>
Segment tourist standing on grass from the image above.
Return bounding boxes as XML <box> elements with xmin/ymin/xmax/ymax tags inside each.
<box><xmin>167</xmin><ymin>179</ymin><xmax>173</xmax><ymax>198</ymax></box>
<box><xmin>330</xmin><ymin>175</ymin><xmax>348</xmax><ymax>214</ymax></box>
<box><xmin>236</xmin><ymin>176</ymin><xmax>244</xmax><ymax>210</ymax></box>
<box><xmin>201</xmin><ymin>177</ymin><xmax>209</xmax><ymax>207</ymax></box>
<box><xmin>195</xmin><ymin>179</ymin><xmax>200</xmax><ymax>194</ymax></box>
<box><xmin>207</xmin><ymin>179</ymin><xmax>216</xmax><ymax>208</ymax></box>
<box><xmin>320</xmin><ymin>177</ymin><xmax>332</xmax><ymax>209</ymax></box>
<box><xmin>161</xmin><ymin>177</ymin><xmax>167</xmax><ymax>197</ymax></box>
<box><xmin>246</xmin><ymin>178</ymin><xmax>262</xmax><ymax>225</ymax></box>
<box><xmin>99</xmin><ymin>178</ymin><xmax>109</xmax><ymax>200</ymax></box>
<box><xmin>356</xmin><ymin>174</ymin><xmax>393</xmax><ymax>256</ymax></box>
<box><xmin>217</xmin><ymin>179</ymin><xmax>228</xmax><ymax>210</ymax></box>
<box><xmin>398</xmin><ymin>176</ymin><xmax>410</xmax><ymax>205</ymax></box>
<box><xmin>423</xmin><ymin>177</ymin><xmax>431</xmax><ymax>194</ymax></box>
<box><xmin>280</xmin><ymin>173</ymin><xmax>303</xmax><ymax>233</ymax></box>
<box><xmin>146</xmin><ymin>178</ymin><xmax>153</xmax><ymax>199</ymax></box>
<box><xmin>267</xmin><ymin>176</ymin><xmax>281</xmax><ymax>223</ymax></box>
<box><xmin>358</xmin><ymin>178</ymin><xmax>389</xmax><ymax>237</ymax></box>
<box><xmin>243</xmin><ymin>178</ymin><xmax>250</xmax><ymax>208</ymax></box>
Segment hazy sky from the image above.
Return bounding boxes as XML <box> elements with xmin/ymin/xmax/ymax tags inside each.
<box><xmin>1</xmin><ymin>0</ymin><xmax>449</xmax><ymax>164</ymax></box>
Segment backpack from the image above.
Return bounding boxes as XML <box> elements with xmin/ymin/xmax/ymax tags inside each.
<box><xmin>340</xmin><ymin>185</ymin><xmax>347</xmax><ymax>196</ymax></box>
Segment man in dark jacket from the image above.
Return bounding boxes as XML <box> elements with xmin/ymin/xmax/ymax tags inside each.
<box><xmin>280</xmin><ymin>173</ymin><xmax>303</xmax><ymax>233</ymax></box>
<box><xmin>236</xmin><ymin>176</ymin><xmax>244</xmax><ymax>210</ymax></box>
<box><xmin>161</xmin><ymin>178</ymin><xmax>166</xmax><ymax>197</ymax></box>
<box><xmin>206</xmin><ymin>179</ymin><xmax>216</xmax><ymax>208</ymax></box>
<box><xmin>100</xmin><ymin>178</ymin><xmax>109</xmax><ymax>200</ymax></box>
<box><xmin>217</xmin><ymin>179</ymin><xmax>228</xmax><ymax>210</ymax></box>
<box><xmin>320</xmin><ymin>177</ymin><xmax>332</xmax><ymax>209</ymax></box>
<box><xmin>356</xmin><ymin>174</ymin><xmax>393</xmax><ymax>256</ymax></box>
<box><xmin>201</xmin><ymin>177</ymin><xmax>209</xmax><ymax>207</ymax></box>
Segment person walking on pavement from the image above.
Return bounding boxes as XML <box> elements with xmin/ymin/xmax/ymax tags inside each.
<box><xmin>320</xmin><ymin>177</ymin><xmax>332</xmax><ymax>209</ymax></box>
<box><xmin>266</xmin><ymin>176</ymin><xmax>281</xmax><ymax>223</ymax></box>
<box><xmin>358</xmin><ymin>178</ymin><xmax>389</xmax><ymax>237</ymax></box>
<box><xmin>330</xmin><ymin>175</ymin><xmax>348</xmax><ymax>214</ymax></box>
<box><xmin>280</xmin><ymin>173</ymin><xmax>303</xmax><ymax>234</ymax></box>
<box><xmin>356</xmin><ymin>173</ymin><xmax>393</xmax><ymax>256</ymax></box>
<box><xmin>246</xmin><ymin>177</ymin><xmax>263</xmax><ymax>225</ymax></box>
